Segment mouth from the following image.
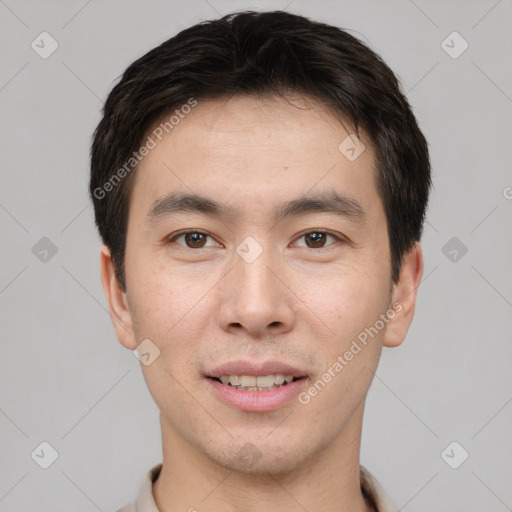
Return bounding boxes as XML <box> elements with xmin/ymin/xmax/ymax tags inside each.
<box><xmin>204</xmin><ymin>362</ymin><xmax>308</xmax><ymax>412</ymax></box>
<box><xmin>207</xmin><ymin>374</ymin><xmax>306</xmax><ymax>391</ymax></box>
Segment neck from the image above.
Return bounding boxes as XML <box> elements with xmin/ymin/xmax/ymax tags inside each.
<box><xmin>153</xmin><ymin>403</ymin><xmax>372</xmax><ymax>512</ymax></box>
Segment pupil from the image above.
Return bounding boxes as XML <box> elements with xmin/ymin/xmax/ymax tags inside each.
<box><xmin>186</xmin><ymin>233</ymin><xmax>205</xmax><ymax>248</ymax></box>
<box><xmin>306</xmin><ymin>232</ymin><xmax>326</xmax><ymax>248</ymax></box>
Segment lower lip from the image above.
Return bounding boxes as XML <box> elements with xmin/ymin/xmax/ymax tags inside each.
<box><xmin>205</xmin><ymin>377</ymin><xmax>307</xmax><ymax>412</ymax></box>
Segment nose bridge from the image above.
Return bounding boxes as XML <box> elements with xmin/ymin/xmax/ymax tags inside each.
<box><xmin>234</xmin><ymin>236</ymin><xmax>279</xmax><ymax>305</ymax></box>
<box><xmin>219</xmin><ymin>236</ymin><xmax>294</xmax><ymax>335</ymax></box>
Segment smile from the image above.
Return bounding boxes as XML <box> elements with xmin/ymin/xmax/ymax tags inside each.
<box><xmin>204</xmin><ymin>361</ymin><xmax>308</xmax><ymax>412</ymax></box>
<box><xmin>212</xmin><ymin>373</ymin><xmax>298</xmax><ymax>391</ymax></box>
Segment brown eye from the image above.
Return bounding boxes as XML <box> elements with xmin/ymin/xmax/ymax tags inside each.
<box><xmin>304</xmin><ymin>232</ymin><xmax>327</xmax><ymax>248</ymax></box>
<box><xmin>293</xmin><ymin>229</ymin><xmax>346</xmax><ymax>249</ymax></box>
<box><xmin>184</xmin><ymin>232</ymin><xmax>207</xmax><ymax>248</ymax></box>
<box><xmin>169</xmin><ymin>231</ymin><xmax>216</xmax><ymax>249</ymax></box>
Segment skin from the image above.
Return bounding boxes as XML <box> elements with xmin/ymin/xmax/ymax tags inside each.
<box><xmin>100</xmin><ymin>94</ymin><xmax>423</xmax><ymax>512</ymax></box>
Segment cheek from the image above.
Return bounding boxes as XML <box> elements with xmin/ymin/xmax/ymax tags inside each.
<box><xmin>301</xmin><ymin>278</ymin><xmax>386</xmax><ymax>417</ymax></box>
<box><xmin>305</xmin><ymin>263</ymin><xmax>389</xmax><ymax>337</ymax></box>
<box><xmin>128</xmin><ymin>268</ymin><xmax>219</xmax><ymax>385</ymax></box>
<box><xmin>298</xmin><ymin>263</ymin><xmax>389</xmax><ymax>407</ymax></box>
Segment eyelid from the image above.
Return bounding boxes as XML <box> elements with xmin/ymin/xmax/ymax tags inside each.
<box><xmin>291</xmin><ymin>229</ymin><xmax>345</xmax><ymax>248</ymax></box>
<box><xmin>167</xmin><ymin>229</ymin><xmax>220</xmax><ymax>247</ymax></box>
<box><xmin>166</xmin><ymin>228</ymin><xmax>348</xmax><ymax>248</ymax></box>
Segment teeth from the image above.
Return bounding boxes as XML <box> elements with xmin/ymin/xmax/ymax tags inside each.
<box><xmin>240</xmin><ymin>375</ymin><xmax>257</xmax><ymax>387</ymax></box>
<box><xmin>218</xmin><ymin>374</ymin><xmax>296</xmax><ymax>389</ymax></box>
<box><xmin>256</xmin><ymin>375</ymin><xmax>275</xmax><ymax>387</ymax></box>
<box><xmin>229</xmin><ymin>375</ymin><xmax>241</xmax><ymax>386</ymax></box>
<box><xmin>274</xmin><ymin>374</ymin><xmax>285</xmax><ymax>385</ymax></box>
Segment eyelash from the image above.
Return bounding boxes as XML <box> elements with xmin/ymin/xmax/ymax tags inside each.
<box><xmin>167</xmin><ymin>229</ymin><xmax>344</xmax><ymax>249</ymax></box>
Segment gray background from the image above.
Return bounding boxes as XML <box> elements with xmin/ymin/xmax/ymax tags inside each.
<box><xmin>0</xmin><ymin>0</ymin><xmax>511</xmax><ymax>510</ymax></box>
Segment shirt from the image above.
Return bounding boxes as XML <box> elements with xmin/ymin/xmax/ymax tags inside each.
<box><xmin>117</xmin><ymin>463</ymin><xmax>398</xmax><ymax>512</ymax></box>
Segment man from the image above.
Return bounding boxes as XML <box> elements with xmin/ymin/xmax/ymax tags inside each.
<box><xmin>90</xmin><ymin>10</ymin><xmax>430</xmax><ymax>512</ymax></box>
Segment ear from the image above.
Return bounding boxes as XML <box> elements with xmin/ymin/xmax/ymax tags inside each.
<box><xmin>100</xmin><ymin>245</ymin><xmax>138</xmax><ymax>350</ymax></box>
<box><xmin>383</xmin><ymin>242</ymin><xmax>424</xmax><ymax>348</ymax></box>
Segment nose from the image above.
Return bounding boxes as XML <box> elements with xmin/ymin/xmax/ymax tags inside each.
<box><xmin>217</xmin><ymin>246</ymin><xmax>296</xmax><ymax>338</ymax></box>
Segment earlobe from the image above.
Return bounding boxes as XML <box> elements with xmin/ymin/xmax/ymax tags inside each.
<box><xmin>382</xmin><ymin>242</ymin><xmax>424</xmax><ymax>348</ymax></box>
<box><xmin>100</xmin><ymin>245</ymin><xmax>138</xmax><ymax>350</ymax></box>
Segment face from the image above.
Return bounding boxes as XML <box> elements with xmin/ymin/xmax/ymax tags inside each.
<box><xmin>103</xmin><ymin>94</ymin><xmax>419</xmax><ymax>475</ymax></box>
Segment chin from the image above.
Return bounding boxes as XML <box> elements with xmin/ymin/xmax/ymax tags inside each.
<box><xmin>203</xmin><ymin>435</ymin><xmax>315</xmax><ymax>476</ymax></box>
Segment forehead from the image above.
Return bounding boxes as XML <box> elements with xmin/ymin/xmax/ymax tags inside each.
<box><xmin>129</xmin><ymin>94</ymin><xmax>381</xmax><ymax>224</ymax></box>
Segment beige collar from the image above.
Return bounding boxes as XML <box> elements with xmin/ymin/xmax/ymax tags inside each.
<box><xmin>117</xmin><ymin>463</ymin><xmax>399</xmax><ymax>512</ymax></box>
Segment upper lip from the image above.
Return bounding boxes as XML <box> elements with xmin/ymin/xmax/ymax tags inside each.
<box><xmin>206</xmin><ymin>360</ymin><xmax>308</xmax><ymax>378</ymax></box>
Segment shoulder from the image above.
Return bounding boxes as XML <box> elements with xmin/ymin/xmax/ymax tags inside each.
<box><xmin>116</xmin><ymin>463</ymin><xmax>163</xmax><ymax>512</ymax></box>
<box><xmin>360</xmin><ymin>466</ymin><xmax>399</xmax><ymax>512</ymax></box>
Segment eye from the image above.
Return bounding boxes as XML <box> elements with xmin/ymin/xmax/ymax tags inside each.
<box><xmin>293</xmin><ymin>230</ymin><xmax>341</xmax><ymax>249</ymax></box>
<box><xmin>168</xmin><ymin>230</ymin><xmax>218</xmax><ymax>249</ymax></box>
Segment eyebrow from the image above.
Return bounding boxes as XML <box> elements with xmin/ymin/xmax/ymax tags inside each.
<box><xmin>146</xmin><ymin>190</ymin><xmax>366</xmax><ymax>226</ymax></box>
